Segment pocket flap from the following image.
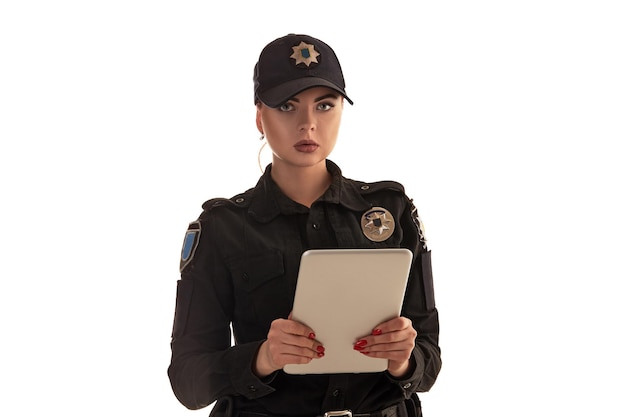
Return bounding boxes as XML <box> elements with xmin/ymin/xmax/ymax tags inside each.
<box><xmin>229</xmin><ymin>249</ymin><xmax>285</xmax><ymax>292</ymax></box>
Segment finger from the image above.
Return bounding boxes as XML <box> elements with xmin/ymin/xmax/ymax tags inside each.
<box><xmin>274</xmin><ymin>341</ymin><xmax>323</xmax><ymax>359</ymax></box>
<box><xmin>272</xmin><ymin>331</ymin><xmax>325</xmax><ymax>355</ymax></box>
<box><xmin>354</xmin><ymin>326</ymin><xmax>416</xmax><ymax>350</ymax></box>
<box><xmin>268</xmin><ymin>322</ymin><xmax>325</xmax><ymax>356</ymax></box>
<box><xmin>353</xmin><ymin>337</ymin><xmax>411</xmax><ymax>354</ymax></box>
<box><xmin>266</xmin><ymin>348</ymin><xmax>316</xmax><ymax>369</ymax></box>
<box><xmin>275</xmin><ymin>318</ymin><xmax>319</xmax><ymax>341</ymax></box>
<box><xmin>356</xmin><ymin>340</ymin><xmax>414</xmax><ymax>363</ymax></box>
<box><xmin>365</xmin><ymin>317</ymin><xmax>416</xmax><ymax>344</ymax></box>
<box><xmin>357</xmin><ymin>339</ymin><xmax>414</xmax><ymax>353</ymax></box>
<box><xmin>372</xmin><ymin>316</ymin><xmax>412</xmax><ymax>334</ymax></box>
<box><xmin>357</xmin><ymin>348</ymin><xmax>411</xmax><ymax>361</ymax></box>
<box><xmin>266</xmin><ymin>336</ymin><xmax>326</xmax><ymax>367</ymax></box>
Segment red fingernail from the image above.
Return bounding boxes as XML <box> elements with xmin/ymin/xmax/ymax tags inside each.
<box><xmin>353</xmin><ymin>345</ymin><xmax>364</xmax><ymax>351</ymax></box>
<box><xmin>316</xmin><ymin>346</ymin><xmax>325</xmax><ymax>353</ymax></box>
<box><xmin>355</xmin><ymin>340</ymin><xmax>367</xmax><ymax>347</ymax></box>
<box><xmin>372</xmin><ymin>329</ymin><xmax>382</xmax><ymax>335</ymax></box>
<box><xmin>317</xmin><ymin>352</ymin><xmax>325</xmax><ymax>358</ymax></box>
<box><xmin>308</xmin><ymin>332</ymin><xmax>316</xmax><ymax>339</ymax></box>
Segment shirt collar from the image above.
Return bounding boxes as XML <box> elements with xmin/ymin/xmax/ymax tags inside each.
<box><xmin>248</xmin><ymin>160</ymin><xmax>372</xmax><ymax>223</ymax></box>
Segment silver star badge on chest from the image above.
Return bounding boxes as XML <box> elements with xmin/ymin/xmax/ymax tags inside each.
<box><xmin>361</xmin><ymin>207</ymin><xmax>395</xmax><ymax>242</ymax></box>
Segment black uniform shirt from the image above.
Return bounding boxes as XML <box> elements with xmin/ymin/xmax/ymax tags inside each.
<box><xmin>168</xmin><ymin>160</ymin><xmax>441</xmax><ymax>416</ymax></box>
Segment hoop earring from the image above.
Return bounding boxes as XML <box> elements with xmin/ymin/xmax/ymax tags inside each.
<box><xmin>257</xmin><ymin>138</ymin><xmax>267</xmax><ymax>173</ymax></box>
<box><xmin>259</xmin><ymin>134</ymin><xmax>265</xmax><ymax>141</ymax></box>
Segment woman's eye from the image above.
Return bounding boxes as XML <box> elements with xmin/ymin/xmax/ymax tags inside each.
<box><xmin>317</xmin><ymin>102</ymin><xmax>334</xmax><ymax>111</ymax></box>
<box><xmin>279</xmin><ymin>103</ymin><xmax>294</xmax><ymax>112</ymax></box>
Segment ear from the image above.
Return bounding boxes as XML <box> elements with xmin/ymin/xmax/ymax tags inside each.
<box><xmin>255</xmin><ymin>104</ymin><xmax>264</xmax><ymax>135</ymax></box>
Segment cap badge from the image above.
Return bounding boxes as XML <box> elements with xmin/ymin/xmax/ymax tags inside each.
<box><xmin>361</xmin><ymin>207</ymin><xmax>395</xmax><ymax>242</ymax></box>
<box><xmin>290</xmin><ymin>41</ymin><xmax>320</xmax><ymax>67</ymax></box>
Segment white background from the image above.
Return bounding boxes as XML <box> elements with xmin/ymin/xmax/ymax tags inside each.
<box><xmin>1</xmin><ymin>1</ymin><xmax>625</xmax><ymax>416</ymax></box>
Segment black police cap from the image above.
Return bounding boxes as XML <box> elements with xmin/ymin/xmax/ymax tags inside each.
<box><xmin>253</xmin><ymin>34</ymin><xmax>353</xmax><ymax>108</ymax></box>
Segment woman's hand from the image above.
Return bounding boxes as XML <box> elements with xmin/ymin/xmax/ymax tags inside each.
<box><xmin>253</xmin><ymin>316</ymin><xmax>324</xmax><ymax>378</ymax></box>
<box><xmin>353</xmin><ymin>316</ymin><xmax>417</xmax><ymax>378</ymax></box>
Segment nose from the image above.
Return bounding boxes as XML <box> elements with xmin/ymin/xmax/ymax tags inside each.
<box><xmin>297</xmin><ymin>107</ymin><xmax>316</xmax><ymax>132</ymax></box>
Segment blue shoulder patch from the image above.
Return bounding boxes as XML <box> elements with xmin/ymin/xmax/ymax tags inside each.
<box><xmin>180</xmin><ymin>221</ymin><xmax>201</xmax><ymax>273</ymax></box>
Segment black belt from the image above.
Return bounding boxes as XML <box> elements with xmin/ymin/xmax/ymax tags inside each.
<box><xmin>238</xmin><ymin>403</ymin><xmax>401</xmax><ymax>417</ymax></box>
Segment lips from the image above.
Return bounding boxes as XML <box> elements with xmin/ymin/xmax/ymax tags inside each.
<box><xmin>294</xmin><ymin>140</ymin><xmax>319</xmax><ymax>153</ymax></box>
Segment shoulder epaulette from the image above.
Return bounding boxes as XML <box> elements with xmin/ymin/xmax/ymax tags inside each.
<box><xmin>356</xmin><ymin>180</ymin><xmax>406</xmax><ymax>195</ymax></box>
<box><xmin>197</xmin><ymin>198</ymin><xmax>230</xmax><ymax>221</ymax></box>
<box><xmin>201</xmin><ymin>197</ymin><xmax>231</xmax><ymax>211</ymax></box>
<box><xmin>198</xmin><ymin>190</ymin><xmax>253</xmax><ymax>220</ymax></box>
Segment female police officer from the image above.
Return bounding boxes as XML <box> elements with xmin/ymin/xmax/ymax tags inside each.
<box><xmin>168</xmin><ymin>34</ymin><xmax>441</xmax><ymax>417</ymax></box>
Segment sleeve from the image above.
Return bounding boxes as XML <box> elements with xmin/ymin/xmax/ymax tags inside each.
<box><xmin>167</xmin><ymin>215</ymin><xmax>276</xmax><ymax>410</ymax></box>
<box><xmin>386</xmin><ymin>197</ymin><xmax>442</xmax><ymax>396</ymax></box>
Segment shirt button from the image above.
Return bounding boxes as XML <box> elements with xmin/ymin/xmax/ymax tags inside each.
<box><xmin>312</xmin><ymin>223</ymin><xmax>320</xmax><ymax>230</ymax></box>
<box><xmin>248</xmin><ymin>385</ymin><xmax>257</xmax><ymax>392</ymax></box>
<box><xmin>332</xmin><ymin>389</ymin><xmax>340</xmax><ymax>397</ymax></box>
<box><xmin>403</xmin><ymin>383</ymin><xmax>412</xmax><ymax>389</ymax></box>
<box><xmin>235</xmin><ymin>197</ymin><xmax>245</xmax><ymax>203</ymax></box>
<box><xmin>360</xmin><ymin>185</ymin><xmax>370</xmax><ymax>190</ymax></box>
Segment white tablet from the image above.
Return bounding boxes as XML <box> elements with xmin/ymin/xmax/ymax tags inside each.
<box><xmin>284</xmin><ymin>248</ymin><xmax>413</xmax><ymax>375</ymax></box>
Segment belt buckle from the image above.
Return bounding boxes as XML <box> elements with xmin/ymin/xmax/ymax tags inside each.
<box><xmin>324</xmin><ymin>411</ymin><xmax>352</xmax><ymax>417</ymax></box>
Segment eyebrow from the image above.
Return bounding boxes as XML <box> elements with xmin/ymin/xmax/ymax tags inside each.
<box><xmin>289</xmin><ymin>93</ymin><xmax>340</xmax><ymax>103</ymax></box>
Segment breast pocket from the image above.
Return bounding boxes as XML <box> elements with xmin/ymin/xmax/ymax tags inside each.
<box><xmin>227</xmin><ymin>249</ymin><xmax>290</xmax><ymax>333</ymax></box>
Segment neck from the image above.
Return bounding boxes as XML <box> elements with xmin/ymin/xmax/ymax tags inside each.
<box><xmin>270</xmin><ymin>160</ymin><xmax>332</xmax><ymax>208</ymax></box>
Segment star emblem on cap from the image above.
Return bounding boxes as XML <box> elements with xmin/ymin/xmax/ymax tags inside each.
<box><xmin>290</xmin><ymin>41</ymin><xmax>320</xmax><ymax>67</ymax></box>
